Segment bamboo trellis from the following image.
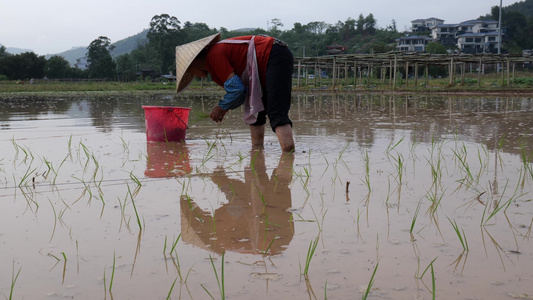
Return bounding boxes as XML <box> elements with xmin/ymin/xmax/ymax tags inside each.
<box><xmin>294</xmin><ymin>52</ymin><xmax>533</xmax><ymax>89</ymax></box>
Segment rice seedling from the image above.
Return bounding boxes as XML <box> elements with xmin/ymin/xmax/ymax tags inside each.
<box><xmin>332</xmin><ymin>142</ymin><xmax>350</xmax><ymax>173</ymax></box>
<box><xmin>426</xmin><ymin>154</ymin><xmax>443</xmax><ymax>190</ymax></box>
<box><xmin>109</xmin><ymin>252</ymin><xmax>116</xmax><ymax>294</ymax></box>
<box><xmin>303</xmin><ymin>236</ymin><xmax>320</xmax><ymax>279</ymax></box>
<box><xmin>481</xmin><ymin>178</ymin><xmax>525</xmax><ymax>225</ymax></box>
<box><xmin>166</xmin><ymin>276</ymin><xmax>179</xmax><ymax>300</ymax></box>
<box><xmin>76</xmin><ymin>240</ymin><xmax>80</xmax><ymax>274</ymax></box>
<box><xmin>361</xmin><ymin>149</ymin><xmax>371</xmax><ymax>193</ymax></box>
<box><xmin>452</xmin><ymin>144</ymin><xmax>475</xmax><ymax>189</ymax></box>
<box><xmin>129</xmin><ymin>172</ymin><xmax>142</xmax><ymax>197</ymax></box>
<box><xmin>449</xmin><ymin>250</ymin><xmax>469</xmax><ymax>274</ymax></box>
<box><xmin>18</xmin><ymin>165</ymin><xmax>37</xmax><ymax>187</ymax></box>
<box><xmin>127</xmin><ymin>185</ymin><xmax>143</xmax><ymax>230</ymax></box>
<box><xmin>9</xmin><ymin>261</ymin><xmax>21</xmax><ymax>300</ymax></box>
<box><xmin>425</xmin><ymin>186</ymin><xmax>445</xmax><ymax>218</ymax></box>
<box><xmin>447</xmin><ymin>217</ymin><xmax>469</xmax><ymax>251</ymax></box>
<box><xmin>362</xmin><ymin>262</ymin><xmax>379</xmax><ymax>300</ymax></box>
<box><xmin>11</xmin><ymin>137</ymin><xmax>20</xmax><ymax>162</ymax></box>
<box><xmin>476</xmin><ymin>145</ymin><xmax>489</xmax><ymax>180</ymax></box>
<box><xmin>67</xmin><ymin>135</ymin><xmax>73</xmax><ymax>159</ymax></box>
<box><xmin>262</xmin><ymin>236</ymin><xmax>278</xmax><ymax>255</ymax></box>
<box><xmin>386</xmin><ymin>136</ymin><xmax>404</xmax><ymax>156</ymax></box>
<box><xmin>117</xmin><ymin>196</ymin><xmax>132</xmax><ymax>233</ymax></box>
<box><xmin>309</xmin><ymin>204</ymin><xmax>328</xmax><ymax>235</ymax></box>
<box><xmin>430</xmin><ymin>261</ymin><xmax>436</xmax><ymax>300</ymax></box>
<box><xmin>203</xmin><ymin>252</ymin><xmax>225</xmax><ymax>300</ymax></box>
<box><xmin>200</xmin><ymin>140</ymin><xmax>217</xmax><ymax>167</ymax></box>
<box><xmin>169</xmin><ymin>233</ymin><xmax>182</xmax><ymax>255</ymax></box>
<box><xmin>409</xmin><ymin>135</ymin><xmax>420</xmax><ymax>158</ymax></box>
<box><xmin>390</xmin><ymin>153</ymin><xmax>405</xmax><ymax>185</ymax></box>
<box><xmin>324</xmin><ymin>280</ymin><xmax>328</xmax><ymax>300</ymax></box>
<box><xmin>79</xmin><ymin>141</ymin><xmax>92</xmax><ymax>171</ymax></box>
<box><xmin>47</xmin><ymin>198</ymin><xmax>58</xmax><ymax>242</ymax></box>
<box><xmin>410</xmin><ymin>201</ymin><xmax>423</xmax><ymax>241</ymax></box>
<box><xmin>418</xmin><ymin>257</ymin><xmax>438</xmax><ymax>300</ymax></box>
<box><xmin>71</xmin><ymin>176</ymin><xmax>93</xmax><ymax>205</ymax></box>
<box><xmin>61</xmin><ymin>252</ymin><xmax>67</xmax><ymax>284</ymax></box>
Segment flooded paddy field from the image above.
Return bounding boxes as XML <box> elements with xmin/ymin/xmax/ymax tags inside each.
<box><xmin>1</xmin><ymin>91</ymin><xmax>532</xmax><ymax>299</ymax></box>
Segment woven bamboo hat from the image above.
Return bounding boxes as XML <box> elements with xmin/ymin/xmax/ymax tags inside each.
<box><xmin>175</xmin><ymin>33</ymin><xmax>221</xmax><ymax>92</ymax></box>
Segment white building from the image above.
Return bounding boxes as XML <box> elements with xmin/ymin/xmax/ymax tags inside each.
<box><xmin>411</xmin><ymin>18</ymin><xmax>445</xmax><ymax>32</ymax></box>
<box><xmin>396</xmin><ymin>36</ymin><xmax>435</xmax><ymax>52</ymax></box>
<box><xmin>430</xmin><ymin>19</ymin><xmax>502</xmax><ymax>54</ymax></box>
<box><xmin>456</xmin><ymin>32</ymin><xmax>501</xmax><ymax>54</ymax></box>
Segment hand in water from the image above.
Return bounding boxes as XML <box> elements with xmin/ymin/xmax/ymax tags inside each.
<box><xmin>210</xmin><ymin>105</ymin><xmax>227</xmax><ymax>123</ymax></box>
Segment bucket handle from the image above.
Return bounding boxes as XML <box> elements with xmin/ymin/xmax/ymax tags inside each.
<box><xmin>167</xmin><ymin>108</ymin><xmax>189</xmax><ymax>129</ymax></box>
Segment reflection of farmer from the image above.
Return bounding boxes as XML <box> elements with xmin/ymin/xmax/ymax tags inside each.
<box><xmin>180</xmin><ymin>151</ymin><xmax>294</xmax><ymax>255</ymax></box>
<box><xmin>175</xmin><ymin>33</ymin><xmax>295</xmax><ymax>152</ymax></box>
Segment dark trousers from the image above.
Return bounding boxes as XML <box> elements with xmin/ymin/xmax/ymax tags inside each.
<box><xmin>252</xmin><ymin>44</ymin><xmax>294</xmax><ymax>131</ymax></box>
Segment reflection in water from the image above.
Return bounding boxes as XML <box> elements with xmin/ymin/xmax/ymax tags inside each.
<box><xmin>145</xmin><ymin>141</ymin><xmax>192</xmax><ymax>178</ymax></box>
<box><xmin>180</xmin><ymin>151</ymin><xmax>294</xmax><ymax>255</ymax></box>
<box><xmin>293</xmin><ymin>93</ymin><xmax>533</xmax><ymax>155</ymax></box>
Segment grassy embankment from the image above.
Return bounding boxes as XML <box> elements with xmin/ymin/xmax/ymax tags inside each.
<box><xmin>1</xmin><ymin>71</ymin><xmax>532</xmax><ymax>94</ymax></box>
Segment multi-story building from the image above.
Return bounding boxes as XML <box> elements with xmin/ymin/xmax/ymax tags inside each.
<box><xmin>430</xmin><ymin>19</ymin><xmax>502</xmax><ymax>53</ymax></box>
<box><xmin>431</xmin><ymin>24</ymin><xmax>459</xmax><ymax>47</ymax></box>
<box><xmin>398</xmin><ymin>18</ymin><xmax>503</xmax><ymax>54</ymax></box>
<box><xmin>396</xmin><ymin>36</ymin><xmax>435</xmax><ymax>52</ymax></box>
<box><xmin>411</xmin><ymin>18</ymin><xmax>445</xmax><ymax>32</ymax></box>
<box><xmin>456</xmin><ymin>32</ymin><xmax>501</xmax><ymax>54</ymax></box>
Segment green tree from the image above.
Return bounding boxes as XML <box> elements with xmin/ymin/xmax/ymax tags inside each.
<box><xmin>147</xmin><ymin>14</ymin><xmax>184</xmax><ymax>74</ymax></box>
<box><xmin>182</xmin><ymin>22</ymin><xmax>218</xmax><ymax>43</ymax></box>
<box><xmin>268</xmin><ymin>18</ymin><xmax>284</xmax><ymax>37</ymax></box>
<box><xmin>426</xmin><ymin>42</ymin><xmax>447</xmax><ymax>54</ymax></box>
<box><xmin>115</xmin><ymin>53</ymin><xmax>137</xmax><ymax>81</ymax></box>
<box><xmin>356</xmin><ymin>14</ymin><xmax>365</xmax><ymax>34</ymax></box>
<box><xmin>364</xmin><ymin>14</ymin><xmax>377</xmax><ymax>35</ymax></box>
<box><xmin>45</xmin><ymin>55</ymin><xmax>71</xmax><ymax>79</ymax></box>
<box><xmin>387</xmin><ymin>19</ymin><xmax>398</xmax><ymax>33</ymax></box>
<box><xmin>341</xmin><ymin>18</ymin><xmax>356</xmax><ymax>42</ymax></box>
<box><xmin>0</xmin><ymin>52</ymin><xmax>46</xmax><ymax>80</ymax></box>
<box><xmin>87</xmin><ymin>36</ymin><xmax>116</xmax><ymax>79</ymax></box>
<box><xmin>0</xmin><ymin>46</ymin><xmax>8</xmax><ymax>58</ymax></box>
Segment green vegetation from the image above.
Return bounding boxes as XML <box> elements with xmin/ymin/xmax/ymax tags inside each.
<box><xmin>2</xmin><ymin>2</ymin><xmax>533</xmax><ymax>88</ymax></box>
<box><xmin>480</xmin><ymin>0</ymin><xmax>533</xmax><ymax>51</ymax></box>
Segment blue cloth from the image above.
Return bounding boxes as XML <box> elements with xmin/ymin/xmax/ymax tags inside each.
<box><xmin>218</xmin><ymin>75</ymin><xmax>247</xmax><ymax>110</ymax></box>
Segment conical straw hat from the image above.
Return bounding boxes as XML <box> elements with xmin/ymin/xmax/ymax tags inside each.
<box><xmin>175</xmin><ymin>33</ymin><xmax>220</xmax><ymax>92</ymax></box>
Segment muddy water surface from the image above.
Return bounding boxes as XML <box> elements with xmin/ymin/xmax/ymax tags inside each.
<box><xmin>1</xmin><ymin>92</ymin><xmax>532</xmax><ymax>299</ymax></box>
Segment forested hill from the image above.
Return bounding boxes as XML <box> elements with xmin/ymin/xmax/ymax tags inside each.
<box><xmin>505</xmin><ymin>0</ymin><xmax>533</xmax><ymax>18</ymax></box>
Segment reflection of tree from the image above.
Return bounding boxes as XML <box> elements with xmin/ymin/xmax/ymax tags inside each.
<box><xmin>88</xmin><ymin>97</ymin><xmax>118</xmax><ymax>132</ymax></box>
<box><xmin>292</xmin><ymin>94</ymin><xmax>533</xmax><ymax>157</ymax></box>
<box><xmin>180</xmin><ymin>151</ymin><xmax>294</xmax><ymax>255</ymax></box>
<box><xmin>0</xmin><ymin>97</ymin><xmax>75</xmax><ymax>130</ymax></box>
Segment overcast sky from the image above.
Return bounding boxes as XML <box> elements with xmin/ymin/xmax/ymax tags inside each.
<box><xmin>1</xmin><ymin>0</ymin><xmax>512</xmax><ymax>55</ymax></box>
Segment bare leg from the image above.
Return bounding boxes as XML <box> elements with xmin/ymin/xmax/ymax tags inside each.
<box><xmin>275</xmin><ymin>124</ymin><xmax>295</xmax><ymax>152</ymax></box>
<box><xmin>250</xmin><ymin>124</ymin><xmax>265</xmax><ymax>149</ymax></box>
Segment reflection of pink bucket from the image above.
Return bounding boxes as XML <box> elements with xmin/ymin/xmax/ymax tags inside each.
<box><xmin>145</xmin><ymin>141</ymin><xmax>192</xmax><ymax>178</ymax></box>
<box><xmin>142</xmin><ymin>106</ymin><xmax>191</xmax><ymax>142</ymax></box>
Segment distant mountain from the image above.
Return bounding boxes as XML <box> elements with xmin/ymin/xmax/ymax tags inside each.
<box><xmin>46</xmin><ymin>47</ymin><xmax>87</xmax><ymax>65</ymax></box>
<box><xmin>46</xmin><ymin>29</ymin><xmax>149</xmax><ymax>66</ymax></box>
<box><xmin>110</xmin><ymin>29</ymin><xmax>148</xmax><ymax>57</ymax></box>
<box><xmin>0</xmin><ymin>43</ymin><xmax>34</xmax><ymax>55</ymax></box>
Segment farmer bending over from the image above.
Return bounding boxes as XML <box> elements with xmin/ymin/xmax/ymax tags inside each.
<box><xmin>175</xmin><ymin>33</ymin><xmax>295</xmax><ymax>152</ymax></box>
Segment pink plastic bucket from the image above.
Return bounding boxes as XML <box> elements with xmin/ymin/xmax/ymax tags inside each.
<box><xmin>142</xmin><ymin>106</ymin><xmax>191</xmax><ymax>142</ymax></box>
